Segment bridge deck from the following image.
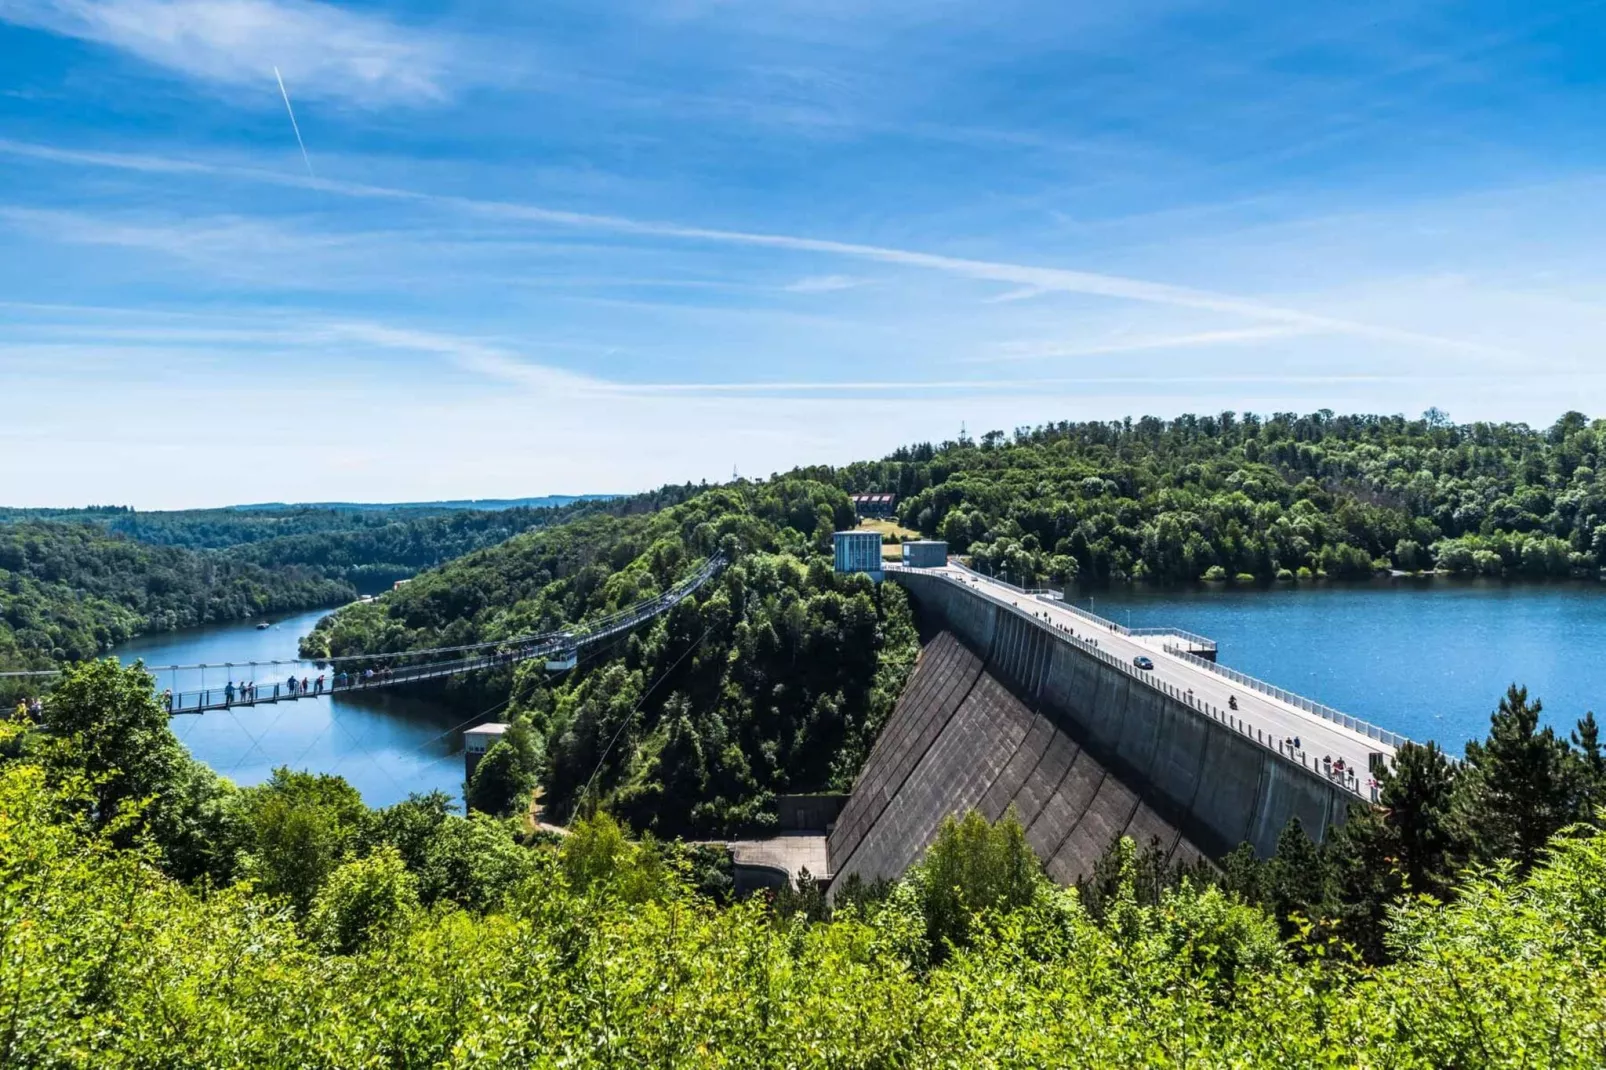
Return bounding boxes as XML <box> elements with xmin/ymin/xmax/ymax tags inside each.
<box><xmin>918</xmin><ymin>565</ymin><xmax>1401</xmax><ymax>797</ymax></box>
<box><xmin>164</xmin><ymin>650</ymin><xmax>527</xmax><ymax>714</ymax></box>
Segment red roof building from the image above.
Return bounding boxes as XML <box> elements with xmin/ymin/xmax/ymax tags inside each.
<box><xmin>850</xmin><ymin>493</ymin><xmax>897</xmax><ymax>518</ymax></box>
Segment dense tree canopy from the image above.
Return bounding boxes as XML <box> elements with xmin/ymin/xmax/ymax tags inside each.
<box><xmin>0</xmin><ymin>522</ymin><xmax>352</xmax><ymax>679</ymax></box>
<box><xmin>302</xmin><ymin>480</ymin><xmax>919</xmax><ymax>837</ymax></box>
<box><xmin>793</xmin><ymin>409</ymin><xmax>1606</xmax><ymax>585</ymax></box>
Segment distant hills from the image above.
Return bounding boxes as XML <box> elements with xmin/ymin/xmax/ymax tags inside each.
<box><xmin>226</xmin><ymin>494</ymin><xmax>620</xmax><ymax>513</ymax></box>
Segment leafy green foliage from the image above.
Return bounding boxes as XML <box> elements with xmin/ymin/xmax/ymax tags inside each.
<box><xmin>38</xmin><ymin>658</ymin><xmax>241</xmax><ymax>882</ymax></box>
<box><xmin>0</xmin><ymin>521</ymin><xmax>352</xmax><ymax>679</ymax></box>
<box><xmin>10</xmin><ymin>740</ymin><xmax>1606</xmax><ymax>1066</ymax></box>
<box><xmin>915</xmin><ymin>808</ymin><xmax>1041</xmax><ymax>953</ymax></box>
<box><xmin>465</xmin><ymin>722</ymin><xmax>544</xmax><ymax>817</ymax></box>
<box><xmin>803</xmin><ymin>409</ymin><xmax>1606</xmax><ymax>584</ymax></box>
<box><xmin>307</xmin><ymin>845</ymin><xmax>420</xmax><ymax>953</ymax></box>
<box><xmin>233</xmin><ymin>767</ymin><xmax>372</xmax><ymax>915</ymax></box>
<box><xmin>13</xmin><ymin>660</ymin><xmax>1606</xmax><ymax>1064</ymax></box>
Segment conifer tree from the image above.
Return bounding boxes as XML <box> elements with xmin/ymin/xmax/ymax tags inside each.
<box><xmin>1458</xmin><ymin>684</ymin><xmax>1581</xmax><ymax>871</ymax></box>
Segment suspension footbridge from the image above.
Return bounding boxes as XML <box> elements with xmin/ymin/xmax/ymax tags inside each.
<box><xmin>6</xmin><ymin>556</ymin><xmax>726</xmax><ymax>717</ymax></box>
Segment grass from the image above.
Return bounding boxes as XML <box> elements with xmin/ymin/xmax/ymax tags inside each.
<box><xmin>856</xmin><ymin>517</ymin><xmax>921</xmax><ymax>539</ymax></box>
<box><xmin>855</xmin><ymin>517</ymin><xmax>923</xmax><ymax>560</ymax></box>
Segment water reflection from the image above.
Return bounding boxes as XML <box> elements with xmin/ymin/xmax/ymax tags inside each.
<box><xmin>113</xmin><ymin>607</ymin><xmax>472</xmax><ymax>806</ymax></box>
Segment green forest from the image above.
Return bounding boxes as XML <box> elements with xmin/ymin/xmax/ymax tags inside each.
<box><xmin>10</xmin><ymin>409</ymin><xmax>1604</xmax><ymax>690</ymax></box>
<box><xmin>301</xmin><ymin>479</ymin><xmax>921</xmax><ymax>837</ymax></box>
<box><xmin>0</xmin><ymin>496</ymin><xmax>620</xmax><ymax>589</ymax></box>
<box><xmin>801</xmin><ymin>409</ymin><xmax>1606</xmax><ymax>585</ymax></box>
<box><xmin>8</xmin><ymin>410</ymin><xmax>1606</xmax><ymax>1063</ymax></box>
<box><xmin>0</xmin><ymin>522</ymin><xmax>351</xmax><ymax>672</ymax></box>
<box><xmin>4</xmin><ymin>658</ymin><xmax>1606</xmax><ymax>1066</ymax></box>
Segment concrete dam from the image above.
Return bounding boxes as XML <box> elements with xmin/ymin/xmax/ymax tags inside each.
<box><xmin>827</xmin><ymin>567</ymin><xmax>1387</xmax><ymax>891</ymax></box>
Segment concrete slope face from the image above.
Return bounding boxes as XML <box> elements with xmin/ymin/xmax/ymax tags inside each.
<box><xmin>827</xmin><ymin>573</ymin><xmax>1353</xmax><ymax>893</ymax></box>
<box><xmin>900</xmin><ymin>572</ymin><xmax>1348</xmax><ymax>856</ymax></box>
<box><xmin>827</xmin><ymin>631</ymin><xmax>1203</xmax><ymax>892</ymax></box>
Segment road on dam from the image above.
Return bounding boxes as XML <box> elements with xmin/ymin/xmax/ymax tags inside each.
<box><xmin>926</xmin><ymin>565</ymin><xmax>1399</xmax><ymax>792</ymax></box>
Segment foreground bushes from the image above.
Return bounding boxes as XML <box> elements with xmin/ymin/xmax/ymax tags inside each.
<box><xmin>6</xmin><ymin>737</ymin><xmax>1606</xmax><ymax>1067</ymax></box>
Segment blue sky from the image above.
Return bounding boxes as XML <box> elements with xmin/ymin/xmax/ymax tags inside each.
<box><xmin>2</xmin><ymin>0</ymin><xmax>1604</xmax><ymax>507</ymax></box>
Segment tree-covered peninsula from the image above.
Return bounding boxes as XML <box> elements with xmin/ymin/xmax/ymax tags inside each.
<box><xmin>0</xmin><ymin>487</ymin><xmax>694</xmax><ymax>682</ymax></box>
<box><xmin>0</xmin><ymin>521</ymin><xmax>352</xmax><ymax>675</ymax></box>
<box><xmin>301</xmin><ymin>479</ymin><xmax>920</xmax><ymax>838</ymax></box>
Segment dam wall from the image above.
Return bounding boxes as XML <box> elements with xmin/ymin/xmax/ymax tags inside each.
<box><xmin>888</xmin><ymin>570</ymin><xmax>1351</xmax><ymax>860</ymax></box>
<box><xmin>827</xmin><ymin>630</ymin><xmax>1207</xmax><ymax>891</ymax></box>
<box><xmin>826</xmin><ymin>572</ymin><xmax>1355</xmax><ymax>893</ymax></box>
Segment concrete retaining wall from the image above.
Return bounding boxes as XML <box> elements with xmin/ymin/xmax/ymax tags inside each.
<box><xmin>883</xmin><ymin>572</ymin><xmax>1350</xmax><ymax>861</ymax></box>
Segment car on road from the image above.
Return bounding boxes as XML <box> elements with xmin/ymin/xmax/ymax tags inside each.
<box><xmin>1133</xmin><ymin>655</ymin><xmax>1154</xmax><ymax>670</ymax></box>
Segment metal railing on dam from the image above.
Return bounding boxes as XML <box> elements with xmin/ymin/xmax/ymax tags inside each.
<box><xmin>945</xmin><ymin>560</ymin><xmax>1219</xmax><ymax>655</ymax></box>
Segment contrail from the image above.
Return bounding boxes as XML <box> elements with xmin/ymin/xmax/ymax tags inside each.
<box><xmin>273</xmin><ymin>66</ymin><xmax>314</xmax><ymax>178</ymax></box>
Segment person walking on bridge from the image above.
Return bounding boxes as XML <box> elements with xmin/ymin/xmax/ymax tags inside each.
<box><xmin>286</xmin><ymin>675</ymin><xmax>299</xmax><ymax>696</ymax></box>
<box><xmin>315</xmin><ymin>674</ymin><xmax>325</xmax><ymax>695</ymax></box>
<box><xmin>224</xmin><ymin>681</ymin><xmax>235</xmax><ymax>706</ymax></box>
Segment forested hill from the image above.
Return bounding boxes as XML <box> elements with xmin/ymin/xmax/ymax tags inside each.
<box><xmin>0</xmin><ymin>486</ymin><xmax>705</xmax><ymax>686</ymax></box>
<box><xmin>804</xmin><ymin>409</ymin><xmax>1606</xmax><ymax>585</ymax></box>
<box><xmin>1</xmin><ymin>486</ymin><xmax>696</xmax><ymax>590</ymax></box>
<box><xmin>302</xmin><ymin>479</ymin><xmax>920</xmax><ymax>838</ymax></box>
<box><xmin>0</xmin><ymin>522</ymin><xmax>352</xmax><ymax>673</ymax></box>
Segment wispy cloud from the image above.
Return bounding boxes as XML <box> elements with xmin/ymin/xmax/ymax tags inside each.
<box><xmin>783</xmin><ymin>273</ymin><xmax>870</xmax><ymax>293</ymax></box>
<box><xmin>318</xmin><ymin>322</ymin><xmax>606</xmax><ymax>396</ymax></box>
<box><xmin>0</xmin><ymin>0</ymin><xmax>452</xmax><ymax>106</ymax></box>
<box><xmin>0</xmin><ymin>206</ymin><xmax>353</xmax><ymax>262</ymax></box>
<box><xmin>0</xmin><ymin>136</ymin><xmax>1499</xmax><ymax>357</ymax></box>
<box><xmin>973</xmin><ymin>325</ymin><xmax>1318</xmax><ymax>363</ymax></box>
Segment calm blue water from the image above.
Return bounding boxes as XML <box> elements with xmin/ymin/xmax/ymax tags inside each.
<box><xmin>114</xmin><ymin>582</ymin><xmax>1606</xmax><ymax>797</ymax></box>
<box><xmin>113</xmin><ymin>608</ymin><xmax>470</xmax><ymax>807</ymax></box>
<box><xmin>1087</xmin><ymin>580</ymin><xmax>1606</xmax><ymax>751</ymax></box>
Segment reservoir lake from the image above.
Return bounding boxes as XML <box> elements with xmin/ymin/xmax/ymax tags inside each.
<box><xmin>1089</xmin><ymin>578</ymin><xmax>1606</xmax><ymax>750</ymax></box>
<box><xmin>111</xmin><ymin>580</ymin><xmax>1606</xmax><ymax>804</ymax></box>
